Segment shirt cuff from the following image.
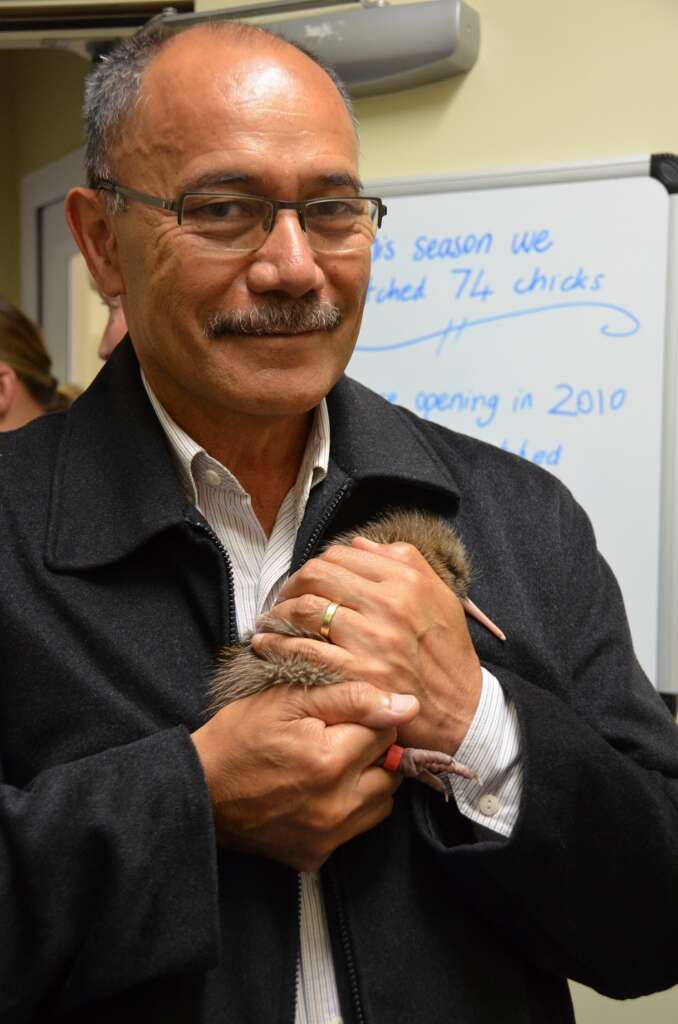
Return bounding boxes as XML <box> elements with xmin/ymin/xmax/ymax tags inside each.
<box><xmin>446</xmin><ymin>667</ymin><xmax>523</xmax><ymax>838</ymax></box>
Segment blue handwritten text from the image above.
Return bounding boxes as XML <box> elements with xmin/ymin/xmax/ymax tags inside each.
<box><xmin>451</xmin><ymin>267</ymin><xmax>494</xmax><ymax>302</ymax></box>
<box><xmin>366</xmin><ymin>276</ymin><xmax>427</xmax><ymax>304</ymax></box>
<box><xmin>413</xmin><ymin>232</ymin><xmax>493</xmax><ymax>261</ymax></box>
<box><xmin>372</xmin><ymin>236</ymin><xmax>396</xmax><ymax>262</ymax></box>
<box><xmin>548</xmin><ymin>384</ymin><xmax>627</xmax><ymax>417</ymax></box>
<box><xmin>415</xmin><ymin>389</ymin><xmax>500</xmax><ymax>427</ymax></box>
<box><xmin>354</xmin><ymin>301</ymin><xmax>640</xmax><ymax>353</ymax></box>
<box><xmin>514</xmin><ymin>266</ymin><xmax>604</xmax><ymax>296</ymax></box>
<box><xmin>501</xmin><ymin>439</ymin><xmax>563</xmax><ymax>466</ymax></box>
<box><xmin>511</xmin><ymin>229</ymin><xmax>554</xmax><ymax>255</ymax></box>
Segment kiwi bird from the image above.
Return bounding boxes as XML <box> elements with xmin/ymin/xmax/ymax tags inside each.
<box><xmin>208</xmin><ymin>510</ymin><xmax>506</xmax><ymax>798</ymax></box>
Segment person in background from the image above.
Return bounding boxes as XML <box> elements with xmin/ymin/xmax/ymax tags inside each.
<box><xmin>96</xmin><ymin>287</ymin><xmax>128</xmax><ymax>359</ymax></box>
<box><xmin>0</xmin><ymin>295</ymin><xmax>77</xmax><ymax>431</ymax></box>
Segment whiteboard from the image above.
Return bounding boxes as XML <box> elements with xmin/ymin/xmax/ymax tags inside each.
<box><xmin>347</xmin><ymin>165</ymin><xmax>677</xmax><ymax>687</ymax></box>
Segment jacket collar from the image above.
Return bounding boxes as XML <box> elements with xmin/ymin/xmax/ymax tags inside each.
<box><xmin>45</xmin><ymin>339</ymin><xmax>188</xmax><ymax>570</ymax></box>
<box><xmin>45</xmin><ymin>339</ymin><xmax>460</xmax><ymax>571</ymax></box>
<box><xmin>325</xmin><ymin>375</ymin><xmax>460</xmax><ymax>499</ymax></box>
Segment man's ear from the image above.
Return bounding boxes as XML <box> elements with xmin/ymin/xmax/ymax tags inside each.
<box><xmin>0</xmin><ymin>364</ymin><xmax>18</xmax><ymax>418</ymax></box>
<box><xmin>65</xmin><ymin>188</ymin><xmax>125</xmax><ymax>299</ymax></box>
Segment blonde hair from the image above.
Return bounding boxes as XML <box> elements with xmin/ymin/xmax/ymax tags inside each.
<box><xmin>0</xmin><ymin>296</ymin><xmax>76</xmax><ymax>412</ymax></box>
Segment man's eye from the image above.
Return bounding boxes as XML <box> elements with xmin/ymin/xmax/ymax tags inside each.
<box><xmin>186</xmin><ymin>199</ymin><xmax>260</xmax><ymax>220</ymax></box>
<box><xmin>312</xmin><ymin>200</ymin><xmax>361</xmax><ymax>218</ymax></box>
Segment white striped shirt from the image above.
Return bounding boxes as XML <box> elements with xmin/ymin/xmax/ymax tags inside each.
<box><xmin>143</xmin><ymin>374</ymin><xmax>523</xmax><ymax>1024</ymax></box>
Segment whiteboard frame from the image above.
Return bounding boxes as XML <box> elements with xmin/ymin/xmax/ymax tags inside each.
<box><xmin>659</xmin><ymin>195</ymin><xmax>678</xmax><ymax>696</ymax></box>
<box><xmin>366</xmin><ymin>156</ymin><xmax>677</xmax><ymax>695</ymax></box>
<box><xmin>366</xmin><ymin>154</ymin><xmax>651</xmax><ymax>197</ymax></box>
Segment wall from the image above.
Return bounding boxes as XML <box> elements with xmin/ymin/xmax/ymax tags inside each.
<box><xmin>351</xmin><ymin>0</ymin><xmax>678</xmax><ymax>178</ymax></box>
<box><xmin>0</xmin><ymin>53</ymin><xmax>20</xmax><ymax>303</ymax></box>
<box><xmin>0</xmin><ymin>46</ymin><xmax>88</xmax><ymax>303</ymax></box>
<box><xmin>5</xmin><ymin>4</ymin><xmax>678</xmax><ymax>1017</ymax></box>
<box><xmin>194</xmin><ymin>0</ymin><xmax>678</xmax><ymax>177</ymax></box>
<box><xmin>10</xmin><ymin>46</ymin><xmax>87</xmax><ymax>180</ymax></box>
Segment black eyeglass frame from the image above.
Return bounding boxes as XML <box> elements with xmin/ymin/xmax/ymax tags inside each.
<box><xmin>97</xmin><ymin>180</ymin><xmax>387</xmax><ymax>244</ymax></box>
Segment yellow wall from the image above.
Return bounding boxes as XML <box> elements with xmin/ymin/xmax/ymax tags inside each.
<box><xmin>0</xmin><ymin>53</ymin><xmax>20</xmax><ymax>303</ymax></box>
<box><xmin>195</xmin><ymin>0</ymin><xmax>678</xmax><ymax>176</ymax></box>
<box><xmin>2</xmin><ymin>0</ymin><xmax>678</xmax><ymax>1019</ymax></box>
<box><xmin>10</xmin><ymin>47</ymin><xmax>87</xmax><ymax>179</ymax></box>
<box><xmin>0</xmin><ymin>46</ymin><xmax>88</xmax><ymax>303</ymax></box>
<box><xmin>352</xmin><ymin>0</ymin><xmax>678</xmax><ymax>178</ymax></box>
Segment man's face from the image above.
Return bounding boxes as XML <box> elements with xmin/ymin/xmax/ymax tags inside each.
<box><xmin>109</xmin><ymin>32</ymin><xmax>370</xmax><ymax>424</ymax></box>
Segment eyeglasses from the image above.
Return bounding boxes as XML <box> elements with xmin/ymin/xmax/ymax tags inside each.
<box><xmin>97</xmin><ymin>181</ymin><xmax>387</xmax><ymax>255</ymax></box>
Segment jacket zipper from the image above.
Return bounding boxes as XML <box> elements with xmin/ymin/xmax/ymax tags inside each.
<box><xmin>330</xmin><ymin>866</ymin><xmax>365</xmax><ymax>1024</ymax></box>
<box><xmin>186</xmin><ymin>515</ymin><xmax>238</xmax><ymax>645</ymax></box>
<box><xmin>190</xmin><ymin>512</ymin><xmax>304</xmax><ymax>1024</ymax></box>
<box><xmin>193</xmin><ymin>490</ymin><xmax>358</xmax><ymax>1023</ymax></box>
<box><xmin>292</xmin><ymin>486</ymin><xmax>349</xmax><ymax>1024</ymax></box>
<box><xmin>302</xmin><ymin>483</ymin><xmax>366</xmax><ymax>1024</ymax></box>
<box><xmin>299</xmin><ymin>482</ymin><xmax>352</xmax><ymax>564</ymax></box>
<box><xmin>291</xmin><ymin>872</ymin><xmax>303</xmax><ymax>1024</ymax></box>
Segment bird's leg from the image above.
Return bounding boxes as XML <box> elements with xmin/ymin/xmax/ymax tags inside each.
<box><xmin>379</xmin><ymin>744</ymin><xmax>479</xmax><ymax>801</ymax></box>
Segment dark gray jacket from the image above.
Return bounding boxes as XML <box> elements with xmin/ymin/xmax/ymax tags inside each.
<box><xmin>1</xmin><ymin>339</ymin><xmax>677</xmax><ymax>1023</ymax></box>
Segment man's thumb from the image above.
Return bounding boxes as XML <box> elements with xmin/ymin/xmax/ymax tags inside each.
<box><xmin>295</xmin><ymin>680</ymin><xmax>420</xmax><ymax>729</ymax></box>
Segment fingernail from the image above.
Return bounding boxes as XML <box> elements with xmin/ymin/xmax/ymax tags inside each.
<box><xmin>251</xmin><ymin>633</ymin><xmax>263</xmax><ymax>647</ymax></box>
<box><xmin>388</xmin><ymin>693</ymin><xmax>418</xmax><ymax>714</ymax></box>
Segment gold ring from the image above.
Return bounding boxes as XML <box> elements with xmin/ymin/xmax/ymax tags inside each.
<box><xmin>319</xmin><ymin>601</ymin><xmax>341</xmax><ymax>641</ymax></box>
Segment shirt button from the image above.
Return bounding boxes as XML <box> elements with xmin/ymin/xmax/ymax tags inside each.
<box><xmin>478</xmin><ymin>794</ymin><xmax>500</xmax><ymax>817</ymax></box>
<box><xmin>204</xmin><ymin>468</ymin><xmax>222</xmax><ymax>487</ymax></box>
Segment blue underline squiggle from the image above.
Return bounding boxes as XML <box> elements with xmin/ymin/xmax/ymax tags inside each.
<box><xmin>355</xmin><ymin>301</ymin><xmax>640</xmax><ymax>355</ymax></box>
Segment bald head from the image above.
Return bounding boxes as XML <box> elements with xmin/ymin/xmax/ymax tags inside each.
<box><xmin>84</xmin><ymin>21</ymin><xmax>357</xmax><ymax>195</ymax></box>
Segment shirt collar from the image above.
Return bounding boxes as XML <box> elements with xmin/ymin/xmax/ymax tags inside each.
<box><xmin>141</xmin><ymin>370</ymin><xmax>329</xmax><ymax>513</ymax></box>
<box><xmin>44</xmin><ymin>342</ymin><xmax>460</xmax><ymax>573</ymax></box>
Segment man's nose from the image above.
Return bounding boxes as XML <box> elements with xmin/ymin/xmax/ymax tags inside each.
<box><xmin>246</xmin><ymin>210</ymin><xmax>326</xmax><ymax>297</ymax></box>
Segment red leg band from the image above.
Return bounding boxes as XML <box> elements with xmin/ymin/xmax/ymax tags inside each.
<box><xmin>382</xmin><ymin>744</ymin><xmax>404</xmax><ymax>772</ymax></box>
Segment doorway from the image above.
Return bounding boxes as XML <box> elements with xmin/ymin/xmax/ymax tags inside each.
<box><xmin>20</xmin><ymin>146</ymin><xmax>107</xmax><ymax>389</ymax></box>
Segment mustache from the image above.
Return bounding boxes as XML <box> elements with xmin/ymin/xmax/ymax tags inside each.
<box><xmin>204</xmin><ymin>299</ymin><xmax>343</xmax><ymax>339</ymax></box>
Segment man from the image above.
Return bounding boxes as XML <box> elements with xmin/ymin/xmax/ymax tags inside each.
<box><xmin>1</xmin><ymin>21</ymin><xmax>677</xmax><ymax>1024</ymax></box>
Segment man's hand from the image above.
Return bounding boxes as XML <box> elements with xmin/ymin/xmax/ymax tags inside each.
<box><xmin>251</xmin><ymin>537</ymin><xmax>483</xmax><ymax>754</ymax></box>
<box><xmin>191</xmin><ymin>680</ymin><xmax>419</xmax><ymax>871</ymax></box>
